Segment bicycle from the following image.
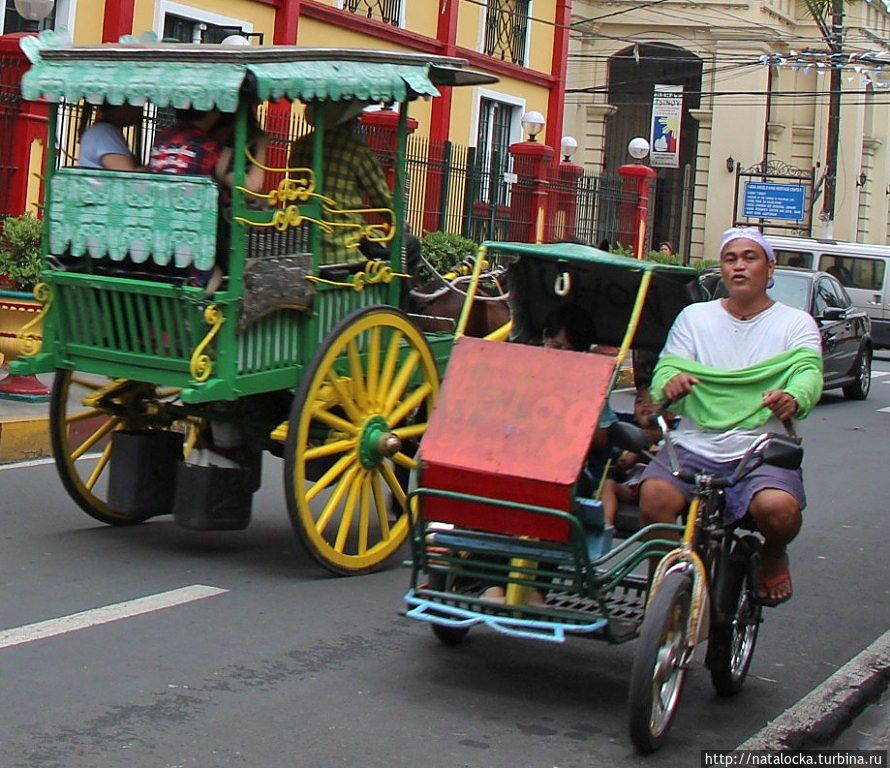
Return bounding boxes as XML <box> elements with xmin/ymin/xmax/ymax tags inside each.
<box><xmin>615</xmin><ymin>411</ymin><xmax>803</xmax><ymax>753</ymax></box>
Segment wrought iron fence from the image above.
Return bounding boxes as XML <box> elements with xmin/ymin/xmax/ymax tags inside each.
<box><xmin>44</xmin><ymin>99</ymin><xmax>641</xmax><ymax>252</ymax></box>
<box><xmin>344</xmin><ymin>0</ymin><xmax>401</xmax><ymax>25</ymax></box>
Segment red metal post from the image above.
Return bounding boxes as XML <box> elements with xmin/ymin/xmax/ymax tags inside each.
<box><xmin>423</xmin><ymin>0</ymin><xmax>460</xmax><ymax>232</ymax></box>
<box><xmin>360</xmin><ymin>108</ymin><xmax>418</xmax><ymax>191</ymax></box>
<box><xmin>548</xmin><ymin>159</ymin><xmax>583</xmax><ymax>242</ymax></box>
<box><xmin>617</xmin><ymin>163</ymin><xmax>657</xmax><ymax>259</ymax></box>
<box><xmin>102</xmin><ymin>0</ymin><xmax>136</xmax><ymax>43</ymax></box>
<box><xmin>509</xmin><ymin>140</ymin><xmax>554</xmax><ymax>243</ymax></box>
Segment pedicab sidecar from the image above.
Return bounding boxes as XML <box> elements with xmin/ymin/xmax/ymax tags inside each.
<box><xmin>402</xmin><ymin>242</ymin><xmax>705</xmax><ymax>744</ymax></box>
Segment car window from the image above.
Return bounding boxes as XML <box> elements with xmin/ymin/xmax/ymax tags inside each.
<box><xmin>813</xmin><ymin>279</ymin><xmax>843</xmax><ymax>315</ymax></box>
<box><xmin>822</xmin><ymin>276</ymin><xmax>851</xmax><ymax>308</ymax></box>
<box><xmin>818</xmin><ymin>254</ymin><xmax>885</xmax><ymax>290</ymax></box>
<box><xmin>775</xmin><ymin>249</ymin><xmax>813</xmax><ymax>269</ymax></box>
<box><xmin>768</xmin><ymin>272</ymin><xmax>809</xmax><ymax>311</ymax></box>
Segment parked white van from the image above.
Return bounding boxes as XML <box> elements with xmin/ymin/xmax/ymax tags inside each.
<box><xmin>765</xmin><ymin>236</ymin><xmax>890</xmax><ymax>348</ymax></box>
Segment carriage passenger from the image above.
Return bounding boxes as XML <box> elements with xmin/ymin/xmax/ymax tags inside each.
<box><xmin>77</xmin><ymin>103</ymin><xmax>143</xmax><ymax>171</ymax></box>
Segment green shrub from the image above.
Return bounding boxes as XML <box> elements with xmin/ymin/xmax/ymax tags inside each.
<box><xmin>0</xmin><ymin>213</ymin><xmax>43</xmax><ymax>292</ymax></box>
<box><xmin>418</xmin><ymin>231</ymin><xmax>480</xmax><ymax>280</ymax></box>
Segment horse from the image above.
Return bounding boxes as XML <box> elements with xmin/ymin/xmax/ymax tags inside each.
<box><xmin>407</xmin><ymin>269</ymin><xmax>510</xmax><ymax>338</ymax></box>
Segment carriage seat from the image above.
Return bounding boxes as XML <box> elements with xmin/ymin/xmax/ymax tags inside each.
<box><xmin>47</xmin><ymin>169</ymin><xmax>219</xmax><ymax>274</ymax></box>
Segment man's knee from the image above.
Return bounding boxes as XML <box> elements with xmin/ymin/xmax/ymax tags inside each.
<box><xmin>749</xmin><ymin>489</ymin><xmax>802</xmax><ymax>542</ymax></box>
<box><xmin>639</xmin><ymin>479</ymin><xmax>687</xmax><ymax>525</ymax></box>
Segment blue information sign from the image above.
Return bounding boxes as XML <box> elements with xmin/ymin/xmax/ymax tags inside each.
<box><xmin>743</xmin><ymin>182</ymin><xmax>806</xmax><ymax>221</ymax></box>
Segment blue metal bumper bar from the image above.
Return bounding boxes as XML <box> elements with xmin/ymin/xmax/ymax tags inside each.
<box><xmin>403</xmin><ymin>590</ymin><xmax>608</xmax><ymax>644</ymax></box>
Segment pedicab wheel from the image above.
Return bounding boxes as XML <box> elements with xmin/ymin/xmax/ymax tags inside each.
<box><xmin>49</xmin><ymin>370</ymin><xmax>200</xmax><ymax>525</ymax></box>
<box><xmin>285</xmin><ymin>306</ymin><xmax>438</xmax><ymax>576</ymax></box>
<box><xmin>628</xmin><ymin>571</ymin><xmax>694</xmax><ymax>754</ymax></box>
<box><xmin>708</xmin><ymin>539</ymin><xmax>762</xmax><ymax>697</ymax></box>
<box><xmin>427</xmin><ymin>572</ymin><xmax>470</xmax><ymax>647</ymax></box>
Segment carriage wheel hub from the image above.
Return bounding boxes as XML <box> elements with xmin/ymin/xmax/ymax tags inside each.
<box><xmin>359</xmin><ymin>416</ymin><xmax>401</xmax><ymax>468</ymax></box>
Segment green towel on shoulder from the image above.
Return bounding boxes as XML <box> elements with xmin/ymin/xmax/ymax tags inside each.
<box><xmin>651</xmin><ymin>348</ymin><xmax>823</xmax><ymax>431</ymax></box>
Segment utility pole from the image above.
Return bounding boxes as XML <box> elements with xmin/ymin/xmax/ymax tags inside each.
<box><xmin>820</xmin><ymin>0</ymin><xmax>844</xmax><ymax>228</ymax></box>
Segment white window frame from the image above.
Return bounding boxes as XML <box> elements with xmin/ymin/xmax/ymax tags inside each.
<box><xmin>469</xmin><ymin>88</ymin><xmax>526</xmax><ymax>149</ymax></box>
<box><xmin>154</xmin><ymin>2</ymin><xmax>254</xmax><ymax>41</ymax></box>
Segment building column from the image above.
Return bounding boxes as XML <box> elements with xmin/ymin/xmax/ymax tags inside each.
<box><xmin>688</xmin><ymin>108</ymin><xmax>712</xmax><ymax>261</ymax></box>
<box><xmin>583</xmin><ymin>102</ymin><xmax>616</xmax><ymax>171</ymax></box>
<box><xmin>544</xmin><ymin>0</ymin><xmax>571</xmax><ymax>152</ymax></box>
<box><xmin>101</xmin><ymin>0</ymin><xmax>136</xmax><ymax>43</ymax></box>
<box><xmin>274</xmin><ymin>0</ymin><xmax>300</xmax><ymax>45</ymax></box>
<box><xmin>703</xmin><ymin>40</ymin><xmax>770</xmax><ymax>258</ymax></box>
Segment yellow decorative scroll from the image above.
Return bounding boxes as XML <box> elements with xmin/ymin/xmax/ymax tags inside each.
<box><xmin>189</xmin><ymin>304</ymin><xmax>225</xmax><ymax>382</ymax></box>
<box><xmin>306</xmin><ymin>260</ymin><xmax>411</xmax><ymax>292</ymax></box>
<box><xmin>230</xmin><ymin>154</ymin><xmax>396</xmax><ymax>246</ymax></box>
<box><xmin>16</xmin><ymin>282</ymin><xmax>52</xmax><ymax>356</ymax></box>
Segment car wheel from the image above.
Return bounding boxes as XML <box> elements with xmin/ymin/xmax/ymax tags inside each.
<box><xmin>842</xmin><ymin>347</ymin><xmax>872</xmax><ymax>400</ymax></box>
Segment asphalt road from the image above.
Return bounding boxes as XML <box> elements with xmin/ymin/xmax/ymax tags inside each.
<box><xmin>1</xmin><ymin>361</ymin><xmax>888</xmax><ymax>768</ymax></box>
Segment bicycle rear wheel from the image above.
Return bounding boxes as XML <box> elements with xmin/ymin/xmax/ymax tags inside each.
<box><xmin>708</xmin><ymin>536</ymin><xmax>762</xmax><ymax>696</ymax></box>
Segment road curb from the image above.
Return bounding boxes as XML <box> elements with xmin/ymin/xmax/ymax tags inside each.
<box><xmin>738</xmin><ymin>630</ymin><xmax>890</xmax><ymax>750</ymax></box>
<box><xmin>0</xmin><ymin>414</ymin><xmax>52</xmax><ymax>464</ymax></box>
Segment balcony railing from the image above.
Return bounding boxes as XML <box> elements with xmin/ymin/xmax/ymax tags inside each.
<box><xmin>343</xmin><ymin>0</ymin><xmax>401</xmax><ymax>26</ymax></box>
<box><xmin>484</xmin><ymin>0</ymin><xmax>530</xmax><ymax>65</ymax></box>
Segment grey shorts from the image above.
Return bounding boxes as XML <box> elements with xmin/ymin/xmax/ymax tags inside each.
<box><xmin>640</xmin><ymin>444</ymin><xmax>806</xmax><ymax>525</ymax></box>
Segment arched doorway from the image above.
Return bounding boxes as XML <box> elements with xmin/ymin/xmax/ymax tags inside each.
<box><xmin>604</xmin><ymin>44</ymin><xmax>703</xmax><ymax>259</ymax></box>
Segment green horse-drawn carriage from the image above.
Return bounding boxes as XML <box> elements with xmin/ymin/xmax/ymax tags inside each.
<box><xmin>11</xmin><ymin>33</ymin><xmax>496</xmax><ymax>575</ymax></box>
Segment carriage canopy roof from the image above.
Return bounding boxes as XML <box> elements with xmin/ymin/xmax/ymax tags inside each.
<box><xmin>485</xmin><ymin>241</ymin><xmax>704</xmax><ymax>352</ymax></box>
<box><xmin>20</xmin><ymin>34</ymin><xmax>498</xmax><ymax>110</ymax></box>
<box><xmin>482</xmin><ymin>241</ymin><xmax>699</xmax><ymax>276</ymax></box>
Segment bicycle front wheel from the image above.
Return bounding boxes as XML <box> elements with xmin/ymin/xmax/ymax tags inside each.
<box><xmin>628</xmin><ymin>571</ymin><xmax>694</xmax><ymax>753</ymax></box>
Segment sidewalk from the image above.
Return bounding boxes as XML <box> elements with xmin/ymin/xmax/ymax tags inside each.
<box><xmin>0</xmin><ymin>370</ymin><xmax>54</xmax><ymax>463</ymax></box>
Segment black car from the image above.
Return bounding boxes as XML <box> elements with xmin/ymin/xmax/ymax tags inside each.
<box><xmin>700</xmin><ymin>266</ymin><xmax>873</xmax><ymax>399</ymax></box>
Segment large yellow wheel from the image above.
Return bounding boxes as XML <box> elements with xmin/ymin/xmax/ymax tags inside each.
<box><xmin>285</xmin><ymin>307</ymin><xmax>438</xmax><ymax>575</ymax></box>
<box><xmin>49</xmin><ymin>370</ymin><xmax>200</xmax><ymax>525</ymax></box>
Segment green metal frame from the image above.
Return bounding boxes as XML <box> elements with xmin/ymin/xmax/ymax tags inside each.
<box><xmin>408</xmin><ymin>487</ymin><xmax>683</xmax><ymax>642</ymax></box>
<box><xmin>11</xmin><ymin>44</ymin><xmax>488</xmax><ymax>403</ymax></box>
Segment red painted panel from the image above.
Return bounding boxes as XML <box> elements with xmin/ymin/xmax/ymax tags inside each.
<box><xmin>419</xmin><ymin>337</ymin><xmax>615</xmax><ymax>540</ymax></box>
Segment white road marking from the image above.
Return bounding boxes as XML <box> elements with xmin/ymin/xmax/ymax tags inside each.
<box><xmin>0</xmin><ymin>453</ymin><xmax>102</xmax><ymax>472</ymax></box>
<box><xmin>877</xmin><ymin>407</ymin><xmax>890</xmax><ymax>413</ymax></box>
<box><xmin>0</xmin><ymin>585</ymin><xmax>228</xmax><ymax>650</ymax></box>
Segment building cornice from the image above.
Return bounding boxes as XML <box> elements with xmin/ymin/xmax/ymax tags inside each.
<box><xmin>863</xmin><ymin>136</ymin><xmax>883</xmax><ymax>155</ymax></box>
<box><xmin>689</xmin><ymin>108</ymin><xmax>712</xmax><ymax>125</ymax></box>
<box><xmin>585</xmin><ymin>103</ymin><xmax>618</xmax><ymax>120</ymax></box>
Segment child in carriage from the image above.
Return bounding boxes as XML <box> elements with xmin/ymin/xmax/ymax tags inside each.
<box><xmin>599</xmin><ymin>385</ymin><xmax>665</xmax><ymax>526</ymax></box>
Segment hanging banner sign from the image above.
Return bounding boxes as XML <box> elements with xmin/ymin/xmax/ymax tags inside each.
<box><xmin>649</xmin><ymin>84</ymin><xmax>683</xmax><ymax>168</ymax></box>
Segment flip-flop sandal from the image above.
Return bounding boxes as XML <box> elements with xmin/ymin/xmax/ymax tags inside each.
<box><xmin>756</xmin><ymin>553</ymin><xmax>793</xmax><ymax>607</ymax></box>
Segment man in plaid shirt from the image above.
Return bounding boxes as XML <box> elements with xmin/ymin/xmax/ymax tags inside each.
<box><xmin>288</xmin><ymin>103</ymin><xmax>393</xmax><ymax>264</ymax></box>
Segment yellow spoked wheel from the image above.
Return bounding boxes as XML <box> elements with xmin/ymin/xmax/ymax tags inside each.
<box><xmin>49</xmin><ymin>370</ymin><xmax>201</xmax><ymax>526</ymax></box>
<box><xmin>285</xmin><ymin>307</ymin><xmax>438</xmax><ymax>575</ymax></box>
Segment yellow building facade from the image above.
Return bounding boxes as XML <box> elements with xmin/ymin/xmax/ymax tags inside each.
<box><xmin>3</xmin><ymin>0</ymin><xmax>567</xmax><ymax>163</ymax></box>
<box><xmin>565</xmin><ymin>0</ymin><xmax>890</xmax><ymax>259</ymax></box>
